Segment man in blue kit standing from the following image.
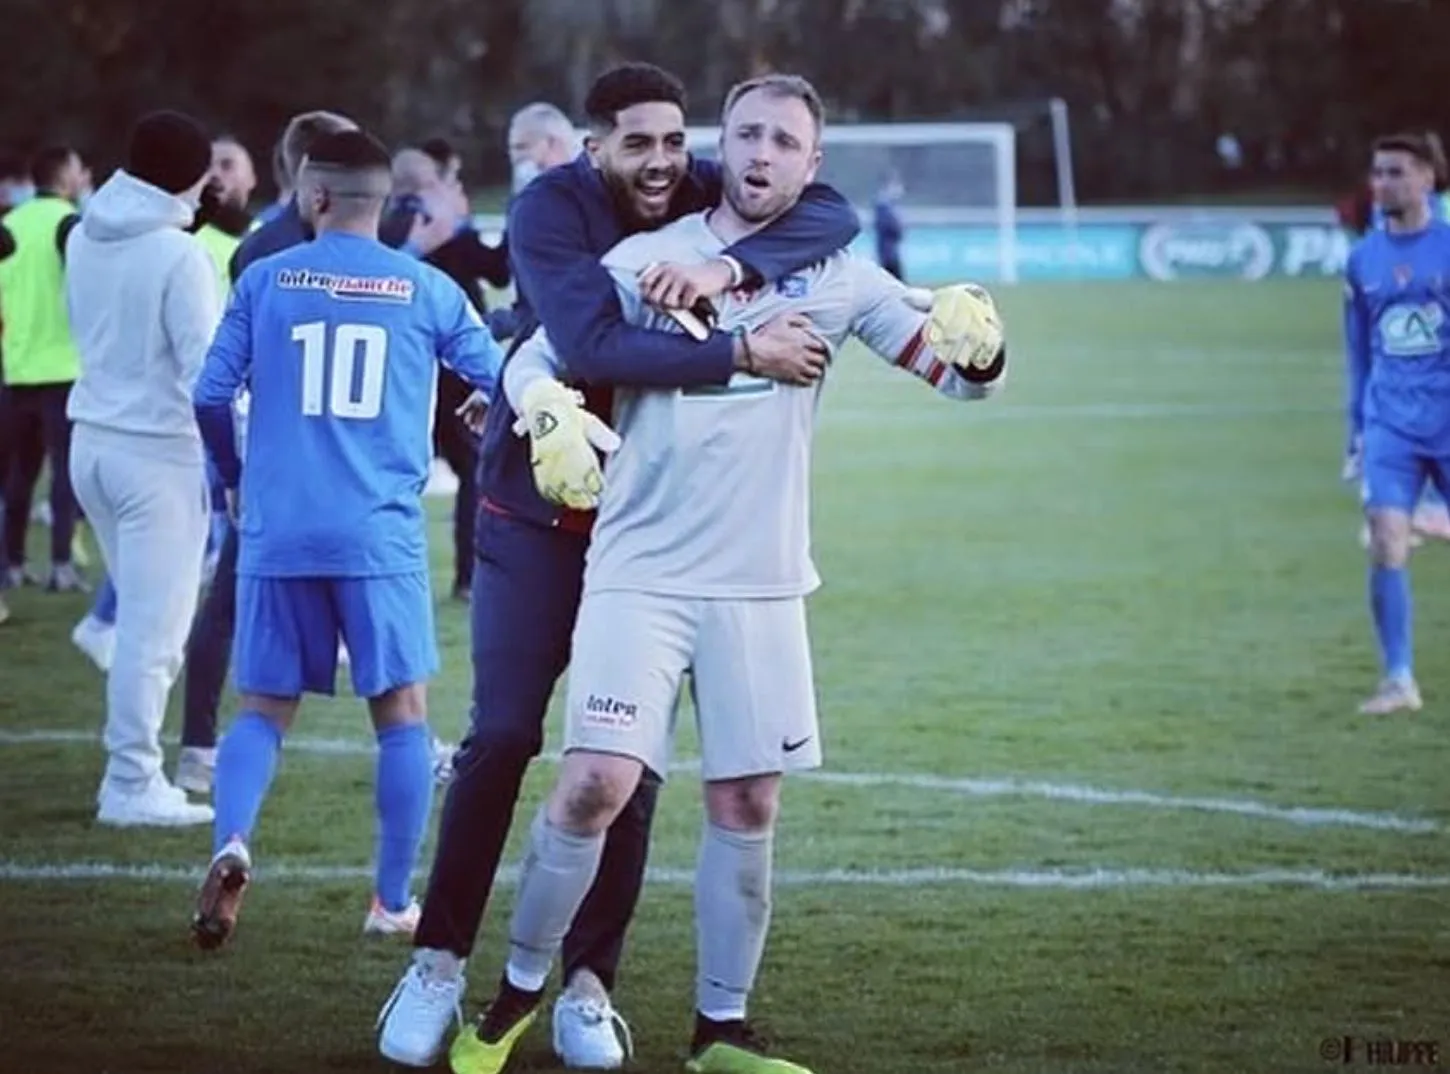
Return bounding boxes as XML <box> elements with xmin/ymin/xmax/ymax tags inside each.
<box><xmin>1344</xmin><ymin>130</ymin><xmax>1450</xmax><ymax>714</ymax></box>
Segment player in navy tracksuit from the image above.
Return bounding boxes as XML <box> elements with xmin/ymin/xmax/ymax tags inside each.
<box><xmin>1344</xmin><ymin>131</ymin><xmax>1450</xmax><ymax>715</ymax></box>
<box><xmin>377</xmin><ymin>63</ymin><xmax>858</xmax><ymax>1071</ymax></box>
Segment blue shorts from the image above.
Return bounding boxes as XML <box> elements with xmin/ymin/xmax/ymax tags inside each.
<box><xmin>234</xmin><ymin>573</ymin><xmax>439</xmax><ymax>699</ymax></box>
<box><xmin>1362</xmin><ymin>424</ymin><xmax>1450</xmax><ymax>512</ymax></box>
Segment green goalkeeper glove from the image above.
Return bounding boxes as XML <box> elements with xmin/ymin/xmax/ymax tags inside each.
<box><xmin>907</xmin><ymin>283</ymin><xmax>1005</xmax><ymax>373</ymax></box>
<box><xmin>511</xmin><ymin>379</ymin><xmax>622</xmax><ymax>510</ymax></box>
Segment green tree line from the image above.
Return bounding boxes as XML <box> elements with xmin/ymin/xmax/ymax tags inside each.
<box><xmin>3</xmin><ymin>0</ymin><xmax>1447</xmax><ymax>203</ymax></box>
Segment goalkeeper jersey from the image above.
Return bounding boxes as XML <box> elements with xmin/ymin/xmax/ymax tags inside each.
<box><xmin>506</xmin><ymin>210</ymin><xmax>987</xmax><ymax>600</ymax></box>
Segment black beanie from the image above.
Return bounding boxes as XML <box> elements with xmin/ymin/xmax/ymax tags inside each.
<box><xmin>126</xmin><ymin>110</ymin><xmax>212</xmax><ymax>195</ymax></box>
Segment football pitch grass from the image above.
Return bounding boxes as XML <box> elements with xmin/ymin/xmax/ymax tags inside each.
<box><xmin>1</xmin><ymin>279</ymin><xmax>1447</xmax><ymax>1073</ymax></box>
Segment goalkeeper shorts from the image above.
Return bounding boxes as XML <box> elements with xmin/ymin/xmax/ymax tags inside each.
<box><xmin>563</xmin><ymin>589</ymin><xmax>822</xmax><ymax>781</ymax></box>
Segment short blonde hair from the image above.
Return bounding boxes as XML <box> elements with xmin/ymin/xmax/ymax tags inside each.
<box><xmin>721</xmin><ymin>74</ymin><xmax>825</xmax><ymax>137</ymax></box>
<box><xmin>281</xmin><ymin>110</ymin><xmax>356</xmax><ymax>184</ymax></box>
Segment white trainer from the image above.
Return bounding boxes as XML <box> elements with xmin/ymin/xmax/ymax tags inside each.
<box><xmin>377</xmin><ymin>950</ymin><xmax>466</xmax><ymax>1067</ymax></box>
<box><xmin>96</xmin><ymin>776</ymin><xmax>214</xmax><ymax>827</ymax></box>
<box><xmin>364</xmin><ymin>895</ymin><xmax>422</xmax><ymax>936</ymax></box>
<box><xmin>175</xmin><ymin>747</ymin><xmax>217</xmax><ymax>795</ymax></box>
<box><xmin>552</xmin><ymin>968</ymin><xmax>632</xmax><ymax>1070</ymax></box>
<box><xmin>1358</xmin><ymin>676</ymin><xmax>1424</xmax><ymax>716</ymax></box>
<box><xmin>71</xmin><ymin>615</ymin><xmax>115</xmax><ymax>672</ymax></box>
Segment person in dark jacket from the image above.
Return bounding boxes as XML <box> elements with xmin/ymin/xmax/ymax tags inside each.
<box><xmin>376</xmin><ymin>61</ymin><xmax>860</xmax><ymax>1071</ymax></box>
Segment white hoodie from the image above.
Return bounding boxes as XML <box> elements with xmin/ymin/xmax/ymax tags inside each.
<box><xmin>65</xmin><ymin>169</ymin><xmax>221</xmax><ymax>443</ymax></box>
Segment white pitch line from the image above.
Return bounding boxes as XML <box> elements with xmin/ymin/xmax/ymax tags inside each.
<box><xmin>0</xmin><ymin>860</ymin><xmax>1446</xmax><ymax>892</ymax></box>
<box><xmin>0</xmin><ymin>728</ymin><xmax>1437</xmax><ymax>835</ymax></box>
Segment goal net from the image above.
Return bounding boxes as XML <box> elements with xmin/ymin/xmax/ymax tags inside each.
<box><xmin>685</xmin><ymin>122</ymin><xmax>1020</xmax><ymax>283</ymax></box>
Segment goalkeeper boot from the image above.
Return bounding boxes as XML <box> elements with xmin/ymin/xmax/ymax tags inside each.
<box><xmin>686</xmin><ymin>1016</ymin><xmax>814</xmax><ymax>1074</ymax></box>
<box><xmin>450</xmin><ymin>977</ymin><xmax>542</xmax><ymax>1074</ymax></box>
<box><xmin>1358</xmin><ymin>675</ymin><xmax>1423</xmax><ymax>716</ymax></box>
<box><xmin>192</xmin><ymin>837</ymin><xmax>252</xmax><ymax>950</ymax></box>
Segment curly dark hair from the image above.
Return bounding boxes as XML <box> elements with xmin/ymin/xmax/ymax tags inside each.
<box><xmin>584</xmin><ymin>62</ymin><xmax>687</xmax><ymax>131</ymax></box>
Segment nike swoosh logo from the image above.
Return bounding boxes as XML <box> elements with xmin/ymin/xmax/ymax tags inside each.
<box><xmin>782</xmin><ymin>736</ymin><xmax>812</xmax><ymax>753</ymax></box>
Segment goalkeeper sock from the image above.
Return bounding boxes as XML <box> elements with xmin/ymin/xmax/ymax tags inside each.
<box><xmin>212</xmin><ymin>710</ymin><xmax>282</xmax><ymax>855</ymax></box>
<box><xmin>374</xmin><ymin>721</ymin><xmax>434</xmax><ymax>912</ymax></box>
<box><xmin>506</xmin><ymin>809</ymin><xmax>605</xmax><ymax>992</ymax></box>
<box><xmin>695</xmin><ymin>821</ymin><xmax>774</xmax><ymax>1021</ymax></box>
<box><xmin>1370</xmin><ymin>564</ymin><xmax>1413</xmax><ymax>680</ymax></box>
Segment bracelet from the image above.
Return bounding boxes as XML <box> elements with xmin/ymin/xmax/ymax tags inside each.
<box><xmin>734</xmin><ymin>325</ymin><xmax>756</xmax><ymax>374</ymax></box>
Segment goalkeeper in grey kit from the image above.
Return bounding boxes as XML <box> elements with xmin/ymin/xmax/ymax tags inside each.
<box><xmin>455</xmin><ymin>74</ymin><xmax>1005</xmax><ymax>1074</ymax></box>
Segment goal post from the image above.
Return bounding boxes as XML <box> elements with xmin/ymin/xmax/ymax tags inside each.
<box><xmin>684</xmin><ymin>121</ymin><xmax>1022</xmax><ymax>283</ymax></box>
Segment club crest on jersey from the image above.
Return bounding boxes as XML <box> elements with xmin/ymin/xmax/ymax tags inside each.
<box><xmin>1379</xmin><ymin>301</ymin><xmax>1445</xmax><ymax>357</ymax></box>
<box><xmin>1394</xmin><ymin>264</ymin><xmax>1414</xmax><ymax>288</ymax></box>
<box><xmin>776</xmin><ymin>274</ymin><xmax>809</xmax><ymax>298</ymax></box>
<box><xmin>276</xmin><ymin>268</ymin><xmax>415</xmax><ymax>304</ymax></box>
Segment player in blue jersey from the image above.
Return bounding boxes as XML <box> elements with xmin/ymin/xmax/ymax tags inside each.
<box><xmin>1343</xmin><ymin>131</ymin><xmax>1450</xmax><ymax>715</ymax></box>
<box><xmin>188</xmin><ymin>130</ymin><xmax>506</xmax><ymax>949</ymax></box>
<box><xmin>1354</xmin><ymin>132</ymin><xmax>1450</xmax><ymax>545</ymax></box>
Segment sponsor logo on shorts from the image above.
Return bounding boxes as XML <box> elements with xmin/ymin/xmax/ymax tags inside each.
<box><xmin>582</xmin><ymin>693</ymin><xmax>638</xmax><ymax>729</ymax></box>
<box><xmin>782</xmin><ymin>735</ymin><xmax>813</xmax><ymax>754</ymax></box>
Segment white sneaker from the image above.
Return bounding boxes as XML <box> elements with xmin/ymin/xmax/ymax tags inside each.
<box><xmin>71</xmin><ymin>615</ymin><xmax>115</xmax><ymax>672</ymax></box>
<box><xmin>377</xmin><ymin>951</ymin><xmax>466</xmax><ymax>1067</ymax></box>
<box><xmin>1358</xmin><ymin>676</ymin><xmax>1424</xmax><ymax>716</ymax></box>
<box><xmin>364</xmin><ymin>895</ymin><xmax>422</xmax><ymax>936</ymax></box>
<box><xmin>552</xmin><ymin>969</ymin><xmax>632</xmax><ymax>1070</ymax></box>
<box><xmin>175</xmin><ymin>747</ymin><xmax>217</xmax><ymax>795</ymax></box>
<box><xmin>96</xmin><ymin>776</ymin><xmax>214</xmax><ymax>827</ymax></box>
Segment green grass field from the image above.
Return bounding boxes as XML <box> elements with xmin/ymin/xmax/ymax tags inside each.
<box><xmin>2</xmin><ymin>279</ymin><xmax>1448</xmax><ymax>1074</ymax></box>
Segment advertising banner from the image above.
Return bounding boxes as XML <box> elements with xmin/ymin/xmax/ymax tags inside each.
<box><xmin>850</xmin><ymin>215</ymin><xmax>1353</xmax><ymax>284</ymax></box>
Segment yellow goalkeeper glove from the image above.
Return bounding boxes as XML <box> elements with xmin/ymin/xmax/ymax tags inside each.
<box><xmin>511</xmin><ymin>379</ymin><xmax>622</xmax><ymax>510</ymax></box>
<box><xmin>908</xmin><ymin>283</ymin><xmax>1005</xmax><ymax>373</ymax></box>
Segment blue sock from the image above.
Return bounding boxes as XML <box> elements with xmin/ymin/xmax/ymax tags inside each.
<box><xmin>374</xmin><ymin>722</ymin><xmax>433</xmax><ymax>912</ymax></box>
<box><xmin>1370</xmin><ymin>564</ymin><xmax>1414</xmax><ymax>680</ymax></box>
<box><xmin>213</xmin><ymin>710</ymin><xmax>283</xmax><ymax>856</ymax></box>
<box><xmin>91</xmin><ymin>574</ymin><xmax>117</xmax><ymax>626</ymax></box>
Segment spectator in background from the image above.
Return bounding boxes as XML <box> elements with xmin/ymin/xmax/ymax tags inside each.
<box><xmin>420</xmin><ymin>136</ymin><xmax>463</xmax><ymax>188</ymax></box>
<box><xmin>393</xmin><ymin>140</ymin><xmax>509</xmax><ymax>602</ymax></box>
<box><xmin>66</xmin><ymin>110</ymin><xmax>220</xmax><ymax>827</ymax></box>
<box><xmin>507</xmin><ymin>102</ymin><xmax>581</xmax><ymax>194</ymax></box>
<box><xmin>0</xmin><ymin>150</ymin><xmax>33</xmax><ymax>211</ymax></box>
<box><xmin>488</xmin><ymin>102</ymin><xmax>583</xmax><ymax>343</ymax></box>
<box><xmin>0</xmin><ymin>149</ymin><xmax>26</xmax><ymax>624</ymax></box>
<box><xmin>226</xmin><ymin>111</ymin><xmax>357</xmax><ymax>277</ymax></box>
<box><xmin>73</xmin><ymin>133</ymin><xmax>259</xmax><ymax>670</ymax></box>
<box><xmin>874</xmin><ymin>171</ymin><xmax>906</xmax><ymax>280</ymax></box>
<box><xmin>253</xmin><ymin>140</ymin><xmax>291</xmax><ymax>228</ymax></box>
<box><xmin>0</xmin><ymin>145</ymin><xmax>90</xmax><ymax>594</ymax></box>
<box><xmin>193</xmin><ymin>135</ymin><xmax>257</xmax><ymax>295</ymax></box>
